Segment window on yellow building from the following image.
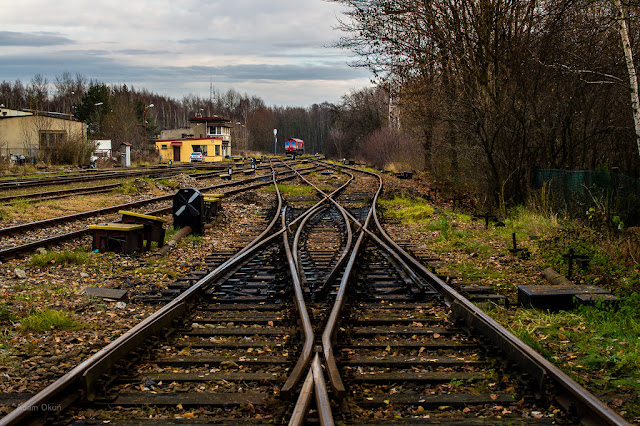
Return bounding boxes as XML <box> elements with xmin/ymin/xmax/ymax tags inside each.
<box><xmin>193</xmin><ymin>145</ymin><xmax>208</xmax><ymax>156</ymax></box>
<box><xmin>215</xmin><ymin>145</ymin><xmax>220</xmax><ymax>156</ymax></box>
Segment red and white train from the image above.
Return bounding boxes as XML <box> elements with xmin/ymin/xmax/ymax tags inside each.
<box><xmin>285</xmin><ymin>138</ymin><xmax>304</xmax><ymax>155</ymax></box>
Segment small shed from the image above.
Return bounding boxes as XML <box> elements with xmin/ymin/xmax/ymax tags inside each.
<box><xmin>120</xmin><ymin>142</ymin><xmax>132</xmax><ymax>167</ymax></box>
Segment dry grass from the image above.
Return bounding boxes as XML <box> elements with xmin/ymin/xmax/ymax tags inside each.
<box><xmin>1</xmin><ymin>178</ymin><xmax>125</xmax><ymax>198</ymax></box>
<box><xmin>385</xmin><ymin>162</ymin><xmax>410</xmax><ymax>173</ymax></box>
<box><xmin>0</xmin><ymin>164</ymin><xmax>38</xmax><ymax>177</ymax></box>
<box><xmin>505</xmin><ymin>206</ymin><xmax>560</xmax><ymax>238</ymax></box>
<box><xmin>0</xmin><ymin>193</ymin><xmax>146</xmax><ymax>223</ymax></box>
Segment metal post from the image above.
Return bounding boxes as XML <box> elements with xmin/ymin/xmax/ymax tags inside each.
<box><xmin>144</xmin><ymin>104</ymin><xmax>154</xmax><ymax>143</ymax></box>
<box><xmin>273</xmin><ymin>128</ymin><xmax>277</xmax><ymax>155</ymax></box>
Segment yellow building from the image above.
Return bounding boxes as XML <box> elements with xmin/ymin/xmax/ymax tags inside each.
<box><xmin>0</xmin><ymin>107</ymin><xmax>85</xmax><ymax>161</ymax></box>
<box><xmin>155</xmin><ymin>115</ymin><xmax>232</xmax><ymax>163</ymax></box>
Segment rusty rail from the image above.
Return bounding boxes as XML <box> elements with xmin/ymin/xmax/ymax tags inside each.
<box><xmin>279</xmin><ymin>163</ymin><xmax>354</xmax><ymax>397</ymax></box>
<box><xmin>0</xmin><ymin>168</ymin><xmax>290</xmax><ymax>426</ymax></box>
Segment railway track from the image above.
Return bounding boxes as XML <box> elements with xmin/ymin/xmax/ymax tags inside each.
<box><xmin>0</xmin><ymin>162</ymin><xmax>315</xmax><ymax>259</ymax></box>
<box><xmin>0</xmin><ymin>160</ymin><xmax>287</xmax><ymax>204</ymax></box>
<box><xmin>0</xmin><ymin>162</ymin><xmax>628</xmax><ymax>425</ymax></box>
<box><xmin>0</xmin><ymin>161</ymin><xmax>261</xmax><ymax>190</ymax></box>
<box><xmin>0</xmin><ymin>164</ymin><xmax>206</xmax><ymax>190</ymax></box>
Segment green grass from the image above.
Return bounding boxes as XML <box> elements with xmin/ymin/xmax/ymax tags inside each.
<box><xmin>29</xmin><ymin>250</ymin><xmax>91</xmax><ymax>267</ymax></box>
<box><xmin>379</xmin><ymin>198</ymin><xmax>496</xmax><ymax>260</ymax></box>
<box><xmin>12</xmin><ymin>198</ymin><xmax>32</xmax><ymax>210</ymax></box>
<box><xmin>20</xmin><ymin>309</ymin><xmax>85</xmax><ymax>331</ymax></box>
<box><xmin>378</xmin><ymin>196</ymin><xmax>435</xmax><ymax>223</ymax></box>
<box><xmin>0</xmin><ymin>304</ymin><xmax>15</xmax><ymax>323</ymax></box>
<box><xmin>266</xmin><ymin>184</ymin><xmax>316</xmax><ymax>197</ymax></box>
<box><xmin>0</xmin><ymin>206</ymin><xmax>11</xmax><ymax>221</ymax></box>
<box><xmin>426</xmin><ymin>214</ymin><xmax>455</xmax><ymax>239</ymax></box>
<box><xmin>164</xmin><ymin>227</ymin><xmax>179</xmax><ymax>242</ymax></box>
<box><xmin>156</xmin><ymin>178</ymin><xmax>180</xmax><ymax>189</ymax></box>
<box><xmin>134</xmin><ymin>266</ymin><xmax>181</xmax><ymax>278</ymax></box>
<box><xmin>379</xmin><ymin>197</ymin><xmax>493</xmax><ymax>257</ymax></box>
<box><xmin>504</xmin><ymin>205</ymin><xmax>560</xmax><ymax>238</ymax></box>
<box><xmin>383</xmin><ymin>195</ymin><xmax>640</xmax><ymax>418</ymax></box>
<box><xmin>532</xmin><ymin>220</ymin><xmax>640</xmax><ymax>294</ymax></box>
<box><xmin>487</xmin><ymin>296</ymin><xmax>640</xmax><ymax>416</ymax></box>
<box><xmin>115</xmin><ymin>181</ymin><xmax>140</xmax><ymax>195</ymax></box>
<box><xmin>184</xmin><ymin>234</ymin><xmax>204</xmax><ymax>243</ymax></box>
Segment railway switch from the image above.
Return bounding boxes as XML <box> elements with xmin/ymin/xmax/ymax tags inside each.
<box><xmin>173</xmin><ymin>187</ymin><xmax>205</xmax><ymax>235</ymax></box>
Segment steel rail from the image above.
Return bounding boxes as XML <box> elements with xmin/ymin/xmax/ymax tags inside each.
<box><xmin>309</xmin><ymin>163</ymin><xmax>430</xmax><ymax>289</ymax></box>
<box><xmin>0</xmin><ymin>183</ymin><xmax>122</xmax><ymax>203</ymax></box>
<box><xmin>294</xmin><ymin>162</ymin><xmax>437</xmax><ymax>296</ymax></box>
<box><xmin>286</xmin><ymin>162</ymin><xmax>354</xmax><ymax>294</ymax></box>
<box><xmin>288</xmin><ymin>364</ymin><xmax>315</xmax><ymax>425</ymax></box>
<box><xmin>371</xmin><ymin>208</ymin><xmax>631</xmax><ymax>426</ymax></box>
<box><xmin>311</xmin><ymin>353</ymin><xmax>334</xmax><ymax>426</ymax></box>
<box><xmin>0</xmin><ymin>157</ymin><xmax>285</xmax><ymax>187</ymax></box>
<box><xmin>281</xmin><ymin>166</ymin><xmax>363</xmax><ymax>425</ymax></box>
<box><xmin>292</xmin><ymin>203</ymin><xmax>353</xmax><ymax>295</ymax></box>
<box><xmin>331</xmin><ymin>161</ymin><xmax>630</xmax><ymax>426</ymax></box>
<box><xmin>287</xmin><ymin>354</ymin><xmax>335</xmax><ymax>426</ymax></box>
<box><xmin>0</xmin><ymin>164</ymin><xmax>203</xmax><ymax>189</ymax></box>
<box><xmin>281</xmin><ymin>160</ymin><xmax>383</xmax><ymax>400</ymax></box>
<box><xmin>0</xmin><ymin>159</ymin><xmax>292</xmax><ymax>219</ymax></box>
<box><xmin>312</xmin><ymin>162</ymin><xmax>432</xmax><ymax>293</ymax></box>
<box><xmin>292</xmin><ymin>204</ymin><xmax>327</xmax><ymax>287</ymax></box>
<box><xmin>0</xmin><ymin>162</ymin><xmax>244</xmax><ymax>188</ymax></box>
<box><xmin>0</xmin><ymin>164</ymin><xmax>274</xmax><ymax>203</ymax></box>
<box><xmin>319</xmin><ymin>173</ymin><xmax>382</xmax><ymax>397</ymax></box>
<box><xmin>280</xmin><ymin>206</ymin><xmax>316</xmax><ymax>398</ymax></box>
<box><xmin>0</xmin><ymin>169</ymin><xmax>289</xmax><ymax>426</ymax></box>
<box><xmin>278</xmin><ymin>160</ymin><xmax>356</xmax><ymax>398</ymax></box>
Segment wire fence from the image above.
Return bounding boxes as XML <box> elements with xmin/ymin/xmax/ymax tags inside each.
<box><xmin>535</xmin><ymin>169</ymin><xmax>640</xmax><ymax>227</ymax></box>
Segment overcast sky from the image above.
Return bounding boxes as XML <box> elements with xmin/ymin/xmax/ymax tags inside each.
<box><xmin>0</xmin><ymin>0</ymin><xmax>372</xmax><ymax>107</ymax></box>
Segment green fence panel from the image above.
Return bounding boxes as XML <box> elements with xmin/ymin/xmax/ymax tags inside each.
<box><xmin>535</xmin><ymin>169</ymin><xmax>640</xmax><ymax>227</ymax></box>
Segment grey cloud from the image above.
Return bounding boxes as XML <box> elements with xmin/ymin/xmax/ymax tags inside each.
<box><xmin>178</xmin><ymin>37</ymin><xmax>239</xmax><ymax>45</ymax></box>
<box><xmin>117</xmin><ymin>49</ymin><xmax>171</xmax><ymax>55</ymax></box>
<box><xmin>0</xmin><ymin>51</ymin><xmax>369</xmax><ymax>106</ymax></box>
<box><xmin>186</xmin><ymin>64</ymin><xmax>368</xmax><ymax>82</ymax></box>
<box><xmin>0</xmin><ymin>31</ymin><xmax>74</xmax><ymax>47</ymax></box>
<box><xmin>0</xmin><ymin>50</ymin><xmax>368</xmax><ymax>83</ymax></box>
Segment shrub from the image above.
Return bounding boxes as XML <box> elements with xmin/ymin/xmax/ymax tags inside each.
<box><xmin>379</xmin><ymin>196</ymin><xmax>434</xmax><ymax>223</ymax></box>
<box><xmin>29</xmin><ymin>250</ymin><xmax>90</xmax><ymax>267</ymax></box>
<box><xmin>21</xmin><ymin>309</ymin><xmax>85</xmax><ymax>331</ymax></box>
<box><xmin>115</xmin><ymin>182</ymin><xmax>140</xmax><ymax>195</ymax></box>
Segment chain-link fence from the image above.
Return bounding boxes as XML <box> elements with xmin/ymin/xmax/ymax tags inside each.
<box><xmin>535</xmin><ymin>169</ymin><xmax>640</xmax><ymax>227</ymax></box>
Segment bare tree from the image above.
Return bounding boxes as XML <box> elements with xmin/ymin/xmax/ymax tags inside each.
<box><xmin>612</xmin><ymin>0</ymin><xmax>640</xmax><ymax>159</ymax></box>
<box><xmin>329</xmin><ymin>0</ymin><xmax>640</xmax><ymax>205</ymax></box>
<box><xmin>26</xmin><ymin>74</ymin><xmax>49</xmax><ymax>111</ymax></box>
<box><xmin>20</xmin><ymin>111</ymin><xmax>52</xmax><ymax>160</ymax></box>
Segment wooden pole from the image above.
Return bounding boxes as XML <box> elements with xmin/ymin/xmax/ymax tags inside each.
<box><xmin>542</xmin><ymin>267</ymin><xmax>572</xmax><ymax>286</ymax></box>
<box><xmin>156</xmin><ymin>226</ymin><xmax>192</xmax><ymax>256</ymax></box>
